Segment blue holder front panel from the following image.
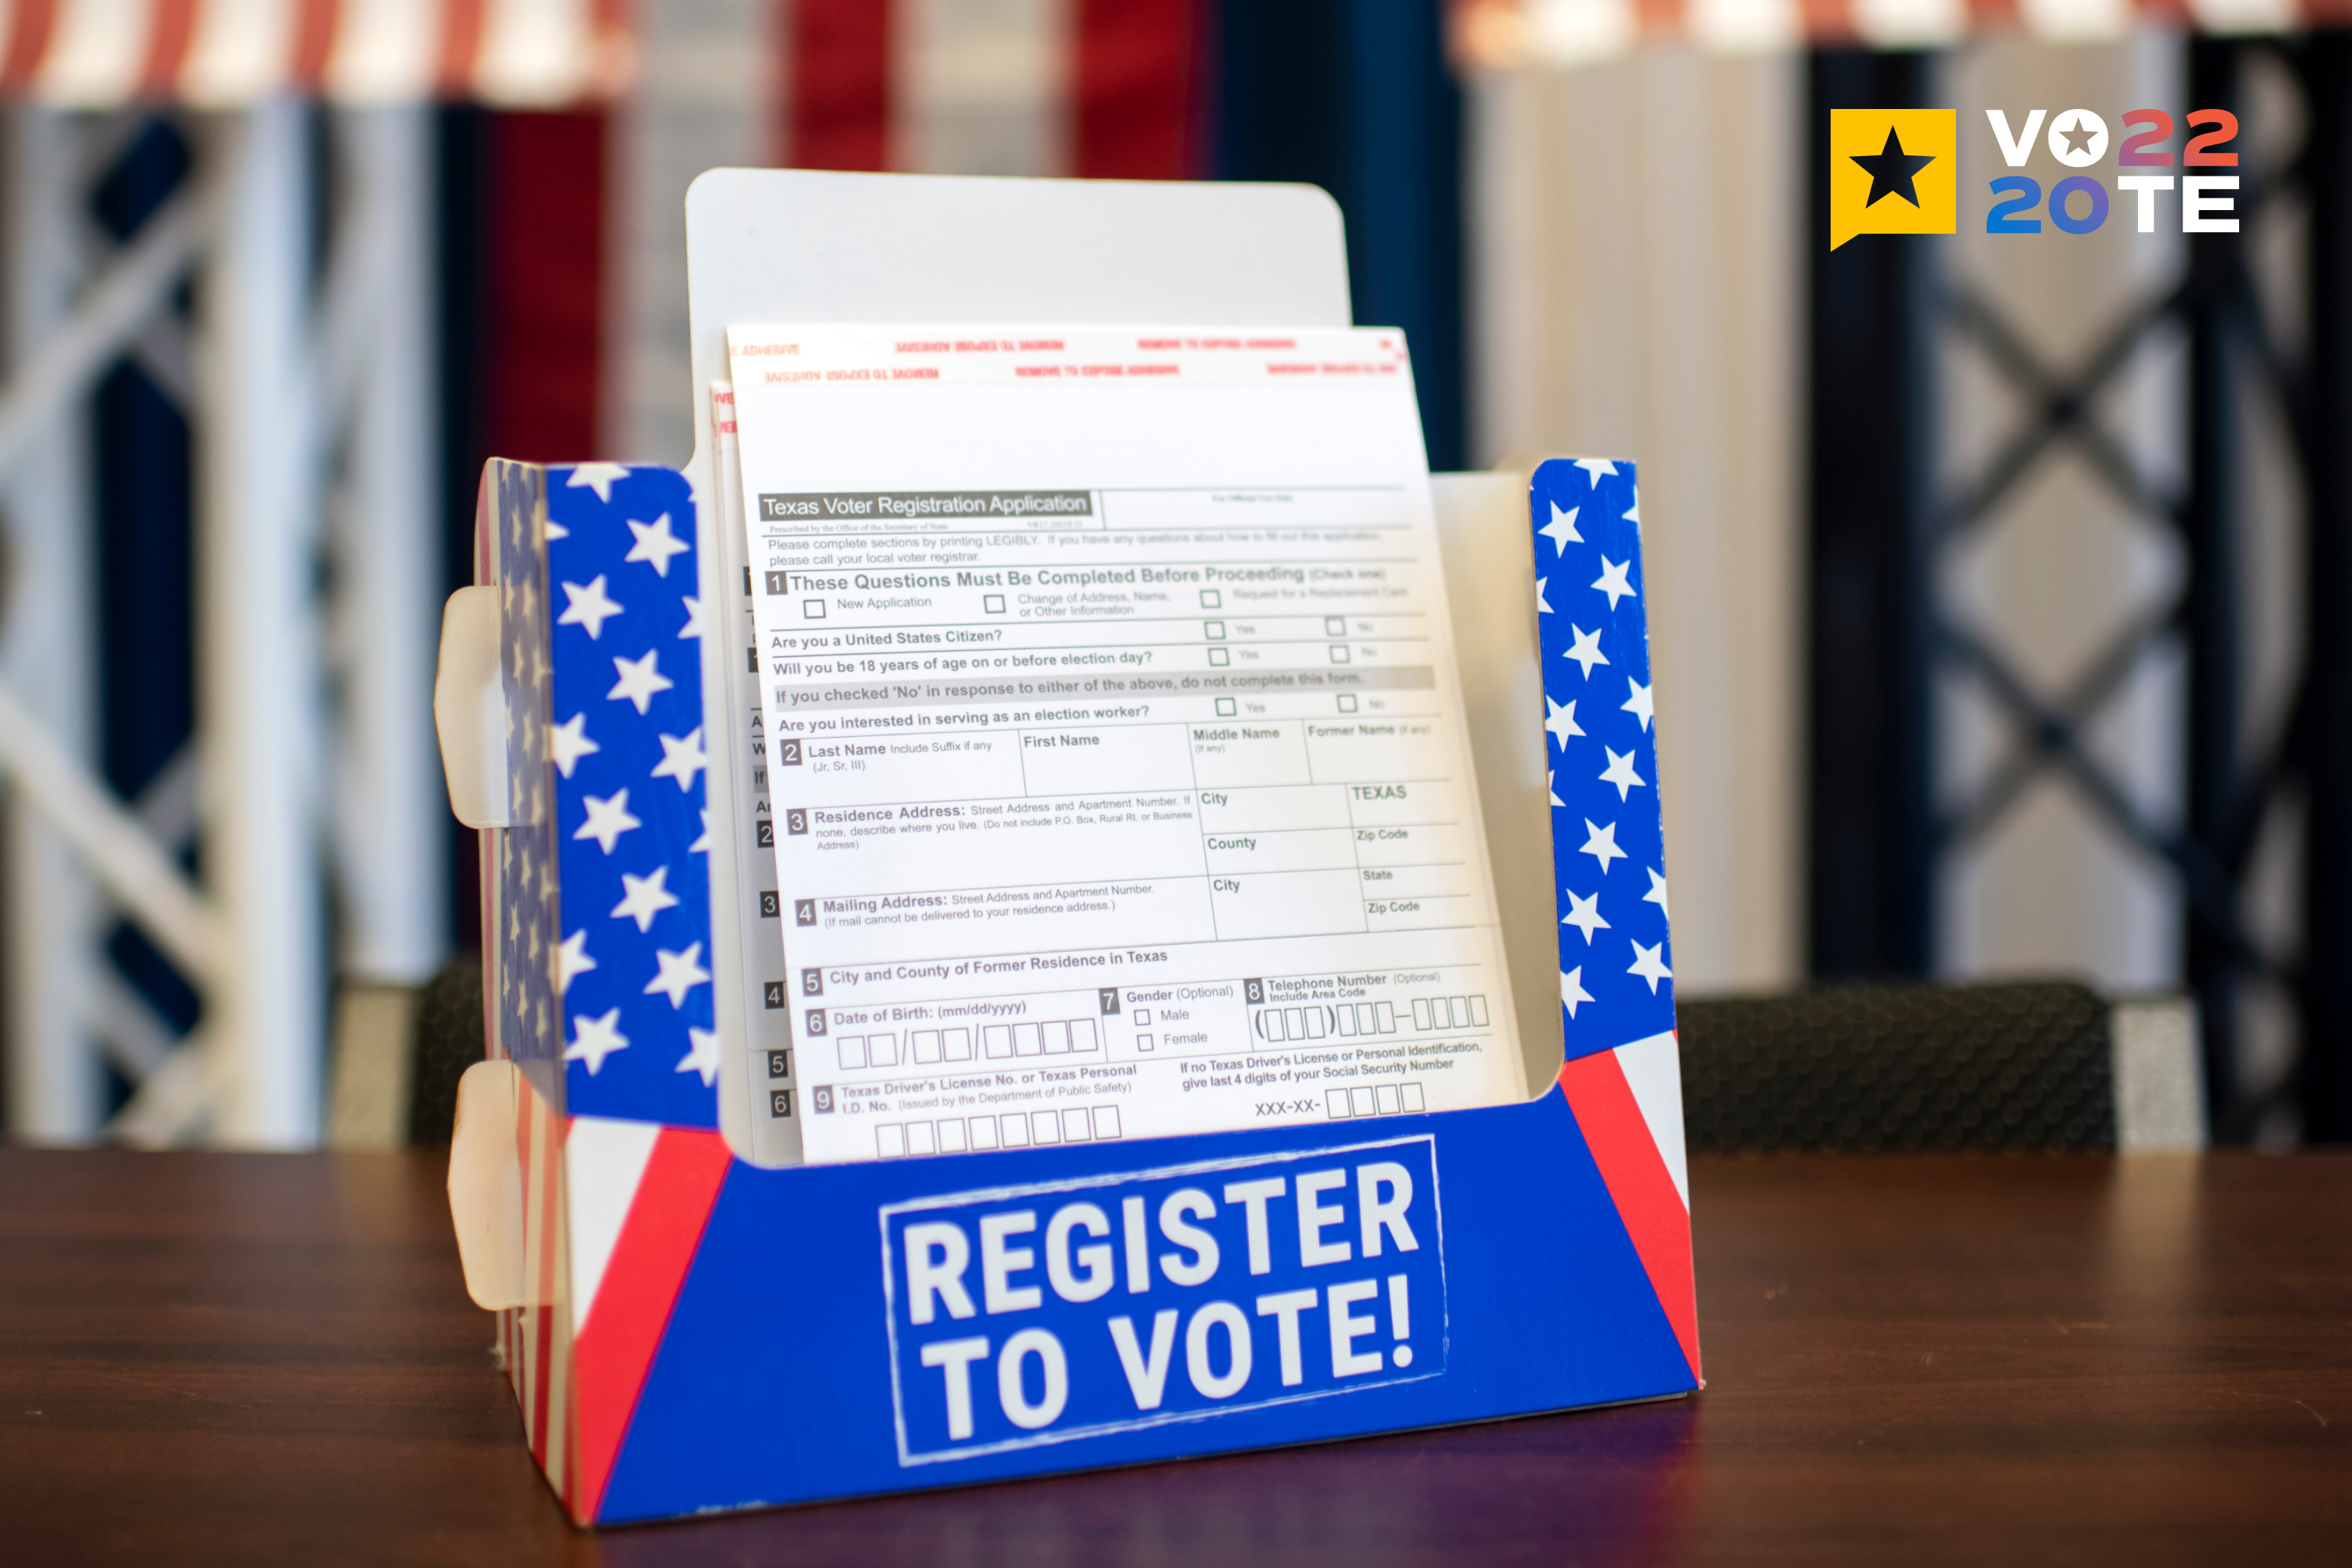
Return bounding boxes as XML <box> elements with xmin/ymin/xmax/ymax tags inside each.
<box><xmin>604</xmin><ymin>1090</ymin><xmax>1696</xmax><ymax>1519</ymax></box>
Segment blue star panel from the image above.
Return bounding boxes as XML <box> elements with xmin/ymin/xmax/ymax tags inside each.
<box><xmin>1530</xmin><ymin>459</ymin><xmax>1675</xmax><ymax>1060</ymax></box>
<box><xmin>543</xmin><ymin>463</ymin><xmax>718</xmax><ymax>1127</ymax></box>
<box><xmin>491</xmin><ymin>461</ymin><xmax>562</xmax><ymax>1087</ymax></box>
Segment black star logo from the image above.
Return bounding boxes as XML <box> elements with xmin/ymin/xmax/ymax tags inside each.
<box><xmin>1851</xmin><ymin>125</ymin><xmax>1935</xmax><ymax>209</ymax></box>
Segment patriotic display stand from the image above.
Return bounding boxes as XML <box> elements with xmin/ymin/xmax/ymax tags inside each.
<box><xmin>433</xmin><ymin>172</ymin><xmax>1699</xmax><ymax>1526</ymax></box>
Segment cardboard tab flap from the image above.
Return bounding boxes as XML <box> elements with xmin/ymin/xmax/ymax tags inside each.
<box><xmin>434</xmin><ymin>586</ymin><xmax>512</xmax><ymax>829</ymax></box>
<box><xmin>447</xmin><ymin>1059</ymin><xmax>529</xmax><ymax>1309</ymax></box>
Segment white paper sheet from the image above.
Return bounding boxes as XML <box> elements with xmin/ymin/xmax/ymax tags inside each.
<box><xmin>724</xmin><ymin>325</ymin><xmax>1525</xmax><ymax>1163</ymax></box>
<box><xmin>708</xmin><ymin>383</ymin><xmax>804</xmax><ymax>1163</ymax></box>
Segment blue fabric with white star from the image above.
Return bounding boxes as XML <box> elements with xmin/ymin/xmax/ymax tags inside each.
<box><xmin>547</xmin><ymin>463</ymin><xmax>718</xmax><ymax>1127</ymax></box>
<box><xmin>1531</xmin><ymin>458</ymin><xmax>1675</xmax><ymax>1061</ymax></box>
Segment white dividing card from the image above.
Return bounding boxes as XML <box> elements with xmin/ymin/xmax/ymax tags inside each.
<box><xmin>724</xmin><ymin>325</ymin><xmax>1525</xmax><ymax>1163</ymax></box>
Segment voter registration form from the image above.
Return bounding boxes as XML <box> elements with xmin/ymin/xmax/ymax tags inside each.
<box><xmin>724</xmin><ymin>325</ymin><xmax>1525</xmax><ymax>1164</ymax></box>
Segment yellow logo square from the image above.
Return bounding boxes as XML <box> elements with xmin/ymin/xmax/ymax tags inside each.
<box><xmin>1829</xmin><ymin>109</ymin><xmax>1957</xmax><ymax>250</ymax></box>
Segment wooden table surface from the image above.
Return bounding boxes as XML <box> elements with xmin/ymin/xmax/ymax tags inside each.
<box><xmin>2</xmin><ymin>1149</ymin><xmax>2345</xmax><ymax>1566</ymax></box>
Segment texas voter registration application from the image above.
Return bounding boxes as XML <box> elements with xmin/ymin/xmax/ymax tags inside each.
<box><xmin>723</xmin><ymin>325</ymin><xmax>1526</xmax><ymax>1165</ymax></box>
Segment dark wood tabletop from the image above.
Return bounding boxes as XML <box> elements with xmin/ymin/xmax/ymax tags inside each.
<box><xmin>2</xmin><ymin>1148</ymin><xmax>2345</xmax><ymax>1567</ymax></box>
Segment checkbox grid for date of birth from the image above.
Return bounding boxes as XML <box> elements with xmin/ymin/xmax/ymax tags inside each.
<box><xmin>873</xmin><ymin>1104</ymin><xmax>1125</xmax><ymax>1159</ymax></box>
<box><xmin>833</xmin><ymin>1019</ymin><xmax>1104</xmax><ymax>1072</ymax></box>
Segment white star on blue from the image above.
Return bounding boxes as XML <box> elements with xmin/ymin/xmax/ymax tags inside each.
<box><xmin>540</xmin><ymin>463</ymin><xmax>717</xmax><ymax>1127</ymax></box>
<box><xmin>1533</xmin><ymin>458</ymin><xmax>1675</xmax><ymax>1055</ymax></box>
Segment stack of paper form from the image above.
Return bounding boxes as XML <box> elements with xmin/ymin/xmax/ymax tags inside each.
<box><xmin>710</xmin><ymin>325</ymin><xmax>1527</xmax><ymax>1165</ymax></box>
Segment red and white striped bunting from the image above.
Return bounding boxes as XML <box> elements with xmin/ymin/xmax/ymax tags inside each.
<box><xmin>780</xmin><ymin>0</ymin><xmax>1203</xmax><ymax>178</ymax></box>
<box><xmin>1455</xmin><ymin>0</ymin><xmax>2339</xmax><ymax>66</ymax></box>
<box><xmin>0</xmin><ymin>2</ymin><xmax>1206</xmax><ymax>163</ymax></box>
<box><xmin>0</xmin><ymin>0</ymin><xmax>630</xmax><ymax>107</ymax></box>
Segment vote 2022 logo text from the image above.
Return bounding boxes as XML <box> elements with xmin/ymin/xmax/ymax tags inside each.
<box><xmin>1830</xmin><ymin>106</ymin><xmax>2248</xmax><ymax>249</ymax></box>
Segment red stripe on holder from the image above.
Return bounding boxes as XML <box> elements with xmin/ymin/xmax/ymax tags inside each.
<box><xmin>1557</xmin><ymin>1051</ymin><xmax>1701</xmax><ymax>1384</ymax></box>
<box><xmin>541</xmin><ymin>1102</ymin><xmax>568</xmax><ymax>1471</ymax></box>
<box><xmin>517</xmin><ymin>1094</ymin><xmax>550</xmax><ymax>1465</ymax></box>
<box><xmin>572</xmin><ymin>1127</ymin><xmax>735</xmax><ymax>1524</ymax></box>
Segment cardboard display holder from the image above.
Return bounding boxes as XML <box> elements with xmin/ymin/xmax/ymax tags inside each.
<box><xmin>432</xmin><ymin>170</ymin><xmax>1700</xmax><ymax>1526</ymax></box>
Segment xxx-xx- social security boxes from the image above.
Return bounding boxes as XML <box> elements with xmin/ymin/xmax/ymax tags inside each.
<box><xmin>431</xmin><ymin>452</ymin><xmax>1697</xmax><ymax>1526</ymax></box>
